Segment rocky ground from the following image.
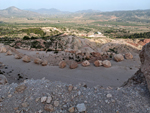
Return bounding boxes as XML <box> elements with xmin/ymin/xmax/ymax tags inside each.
<box><xmin>0</xmin><ymin>78</ymin><xmax>150</xmax><ymax>113</ymax></box>
<box><xmin>0</xmin><ymin>37</ymin><xmax>150</xmax><ymax>113</ymax></box>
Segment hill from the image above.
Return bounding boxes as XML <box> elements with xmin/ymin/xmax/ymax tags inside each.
<box><xmin>0</xmin><ymin>6</ymin><xmax>41</xmax><ymax>18</ymax></box>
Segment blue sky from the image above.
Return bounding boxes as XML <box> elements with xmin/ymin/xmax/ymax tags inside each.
<box><xmin>0</xmin><ymin>0</ymin><xmax>150</xmax><ymax>12</ymax></box>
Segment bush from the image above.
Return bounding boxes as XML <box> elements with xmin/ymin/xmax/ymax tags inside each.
<box><xmin>23</xmin><ymin>36</ymin><xmax>30</xmax><ymax>40</ymax></box>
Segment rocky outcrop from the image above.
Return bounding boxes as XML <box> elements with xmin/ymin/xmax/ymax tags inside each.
<box><xmin>34</xmin><ymin>58</ymin><xmax>42</xmax><ymax>64</ymax></box>
<box><xmin>125</xmin><ymin>52</ymin><xmax>133</xmax><ymax>59</ymax></box>
<box><xmin>139</xmin><ymin>42</ymin><xmax>150</xmax><ymax>92</ymax></box>
<box><xmin>102</xmin><ymin>60</ymin><xmax>111</xmax><ymax>68</ymax></box>
<box><xmin>22</xmin><ymin>56</ymin><xmax>30</xmax><ymax>63</ymax></box>
<box><xmin>94</xmin><ymin>60</ymin><xmax>102</xmax><ymax>67</ymax></box>
<box><xmin>69</xmin><ymin>61</ymin><xmax>78</xmax><ymax>69</ymax></box>
<box><xmin>0</xmin><ymin>46</ymin><xmax>7</xmax><ymax>53</ymax></box>
<box><xmin>114</xmin><ymin>54</ymin><xmax>124</xmax><ymax>62</ymax></box>
<box><xmin>59</xmin><ymin>61</ymin><xmax>67</xmax><ymax>68</ymax></box>
<box><xmin>0</xmin><ymin>74</ymin><xmax>8</xmax><ymax>85</ymax></box>
<box><xmin>82</xmin><ymin>60</ymin><xmax>90</xmax><ymax>67</ymax></box>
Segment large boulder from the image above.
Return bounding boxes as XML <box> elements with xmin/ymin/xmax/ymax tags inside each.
<box><xmin>125</xmin><ymin>52</ymin><xmax>133</xmax><ymax>59</ymax></box>
<box><xmin>0</xmin><ymin>74</ymin><xmax>8</xmax><ymax>85</ymax></box>
<box><xmin>22</xmin><ymin>56</ymin><xmax>30</xmax><ymax>63</ymax></box>
<box><xmin>0</xmin><ymin>46</ymin><xmax>7</xmax><ymax>53</ymax></box>
<box><xmin>34</xmin><ymin>58</ymin><xmax>42</xmax><ymax>64</ymax></box>
<box><xmin>69</xmin><ymin>61</ymin><xmax>78</xmax><ymax>69</ymax></box>
<box><xmin>114</xmin><ymin>54</ymin><xmax>124</xmax><ymax>62</ymax></box>
<box><xmin>82</xmin><ymin>60</ymin><xmax>90</xmax><ymax>67</ymax></box>
<box><xmin>59</xmin><ymin>61</ymin><xmax>67</xmax><ymax>68</ymax></box>
<box><xmin>139</xmin><ymin>42</ymin><xmax>150</xmax><ymax>91</ymax></box>
<box><xmin>15</xmin><ymin>54</ymin><xmax>22</xmax><ymax>59</ymax></box>
<box><xmin>41</xmin><ymin>60</ymin><xmax>48</xmax><ymax>66</ymax></box>
<box><xmin>102</xmin><ymin>60</ymin><xmax>111</xmax><ymax>68</ymax></box>
<box><xmin>94</xmin><ymin>60</ymin><xmax>102</xmax><ymax>67</ymax></box>
<box><xmin>6</xmin><ymin>50</ymin><xmax>12</xmax><ymax>55</ymax></box>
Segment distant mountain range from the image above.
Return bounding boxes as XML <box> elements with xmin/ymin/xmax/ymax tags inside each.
<box><xmin>0</xmin><ymin>6</ymin><xmax>40</xmax><ymax>18</ymax></box>
<box><xmin>0</xmin><ymin>6</ymin><xmax>150</xmax><ymax>23</ymax></box>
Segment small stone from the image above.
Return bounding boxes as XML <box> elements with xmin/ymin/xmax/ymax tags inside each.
<box><xmin>41</xmin><ymin>60</ymin><xmax>48</xmax><ymax>66</ymax></box>
<box><xmin>15</xmin><ymin>54</ymin><xmax>22</xmax><ymax>59</ymax></box>
<box><xmin>94</xmin><ymin>60</ymin><xmax>103</xmax><ymax>67</ymax></box>
<box><xmin>77</xmin><ymin>91</ymin><xmax>81</xmax><ymax>96</ymax></box>
<box><xmin>44</xmin><ymin>104</ymin><xmax>54</xmax><ymax>112</ymax></box>
<box><xmin>102</xmin><ymin>60</ymin><xmax>111</xmax><ymax>68</ymax></box>
<box><xmin>54</xmin><ymin>100</ymin><xmax>59</xmax><ymax>107</ymax></box>
<box><xmin>36</xmin><ymin>97</ymin><xmax>40</xmax><ymax>102</ymax></box>
<box><xmin>76</xmin><ymin>103</ymin><xmax>86</xmax><ymax>112</ymax></box>
<box><xmin>34</xmin><ymin>58</ymin><xmax>42</xmax><ymax>64</ymax></box>
<box><xmin>107</xmin><ymin>94</ymin><xmax>112</xmax><ymax>98</ymax></box>
<box><xmin>15</xmin><ymin>84</ymin><xmax>26</xmax><ymax>93</ymax></box>
<box><xmin>37</xmin><ymin>110</ymin><xmax>43</xmax><ymax>113</ymax></box>
<box><xmin>59</xmin><ymin>61</ymin><xmax>67</xmax><ymax>68</ymax></box>
<box><xmin>46</xmin><ymin>96</ymin><xmax>52</xmax><ymax>103</ymax></box>
<box><xmin>8</xmin><ymin>94</ymin><xmax>12</xmax><ymax>98</ymax></box>
<box><xmin>6</xmin><ymin>50</ymin><xmax>12</xmax><ymax>55</ymax></box>
<box><xmin>0</xmin><ymin>74</ymin><xmax>8</xmax><ymax>85</ymax></box>
<box><xmin>22</xmin><ymin>55</ymin><xmax>30</xmax><ymax>63</ymax></box>
<box><xmin>82</xmin><ymin>60</ymin><xmax>90</xmax><ymax>67</ymax></box>
<box><xmin>68</xmin><ymin>85</ymin><xmax>73</xmax><ymax>91</ymax></box>
<box><xmin>114</xmin><ymin>54</ymin><xmax>124</xmax><ymax>62</ymax></box>
<box><xmin>68</xmin><ymin>106</ymin><xmax>75</xmax><ymax>113</ymax></box>
<box><xmin>21</xmin><ymin>102</ymin><xmax>29</xmax><ymax>108</ymax></box>
<box><xmin>41</xmin><ymin>96</ymin><xmax>47</xmax><ymax>103</ymax></box>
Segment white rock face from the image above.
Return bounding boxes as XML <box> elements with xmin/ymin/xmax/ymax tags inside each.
<box><xmin>76</xmin><ymin>103</ymin><xmax>86</xmax><ymax>112</ymax></box>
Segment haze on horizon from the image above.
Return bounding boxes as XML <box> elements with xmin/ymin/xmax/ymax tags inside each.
<box><xmin>0</xmin><ymin>0</ymin><xmax>150</xmax><ymax>12</ymax></box>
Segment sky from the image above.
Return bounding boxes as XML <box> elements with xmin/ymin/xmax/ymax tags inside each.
<box><xmin>0</xmin><ymin>0</ymin><xmax>150</xmax><ymax>12</ymax></box>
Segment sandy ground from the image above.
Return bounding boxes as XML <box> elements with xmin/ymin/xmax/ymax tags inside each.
<box><xmin>0</xmin><ymin>50</ymin><xmax>141</xmax><ymax>87</ymax></box>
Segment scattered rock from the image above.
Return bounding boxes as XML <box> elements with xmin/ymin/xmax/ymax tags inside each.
<box><xmin>22</xmin><ymin>56</ymin><xmax>30</xmax><ymax>63</ymax></box>
<box><xmin>41</xmin><ymin>96</ymin><xmax>47</xmax><ymax>103</ymax></box>
<box><xmin>34</xmin><ymin>58</ymin><xmax>42</xmax><ymax>64</ymax></box>
<box><xmin>41</xmin><ymin>60</ymin><xmax>48</xmax><ymax>66</ymax></box>
<box><xmin>0</xmin><ymin>46</ymin><xmax>7</xmax><ymax>53</ymax></box>
<box><xmin>22</xmin><ymin>102</ymin><xmax>29</xmax><ymax>108</ymax></box>
<box><xmin>94</xmin><ymin>60</ymin><xmax>102</xmax><ymax>67</ymax></box>
<box><xmin>102</xmin><ymin>60</ymin><xmax>111</xmax><ymax>68</ymax></box>
<box><xmin>107</xmin><ymin>94</ymin><xmax>112</xmax><ymax>98</ymax></box>
<box><xmin>125</xmin><ymin>52</ymin><xmax>133</xmax><ymax>59</ymax></box>
<box><xmin>69</xmin><ymin>61</ymin><xmax>78</xmax><ymax>69</ymax></box>
<box><xmin>0</xmin><ymin>74</ymin><xmax>8</xmax><ymax>85</ymax></box>
<box><xmin>15</xmin><ymin>84</ymin><xmax>26</xmax><ymax>93</ymax></box>
<box><xmin>54</xmin><ymin>100</ymin><xmax>59</xmax><ymax>107</ymax></box>
<box><xmin>114</xmin><ymin>54</ymin><xmax>124</xmax><ymax>62</ymax></box>
<box><xmin>68</xmin><ymin>106</ymin><xmax>75</xmax><ymax>113</ymax></box>
<box><xmin>6</xmin><ymin>50</ymin><xmax>12</xmax><ymax>55</ymax></box>
<box><xmin>59</xmin><ymin>61</ymin><xmax>67</xmax><ymax>68</ymax></box>
<box><xmin>82</xmin><ymin>60</ymin><xmax>90</xmax><ymax>67</ymax></box>
<box><xmin>15</xmin><ymin>54</ymin><xmax>22</xmax><ymax>59</ymax></box>
<box><xmin>44</xmin><ymin>104</ymin><xmax>54</xmax><ymax>112</ymax></box>
<box><xmin>68</xmin><ymin>84</ymin><xmax>73</xmax><ymax>91</ymax></box>
<box><xmin>76</xmin><ymin>103</ymin><xmax>86</xmax><ymax>112</ymax></box>
<box><xmin>46</xmin><ymin>96</ymin><xmax>52</xmax><ymax>104</ymax></box>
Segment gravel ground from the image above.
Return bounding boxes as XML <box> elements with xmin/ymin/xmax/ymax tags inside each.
<box><xmin>0</xmin><ymin>78</ymin><xmax>150</xmax><ymax>113</ymax></box>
